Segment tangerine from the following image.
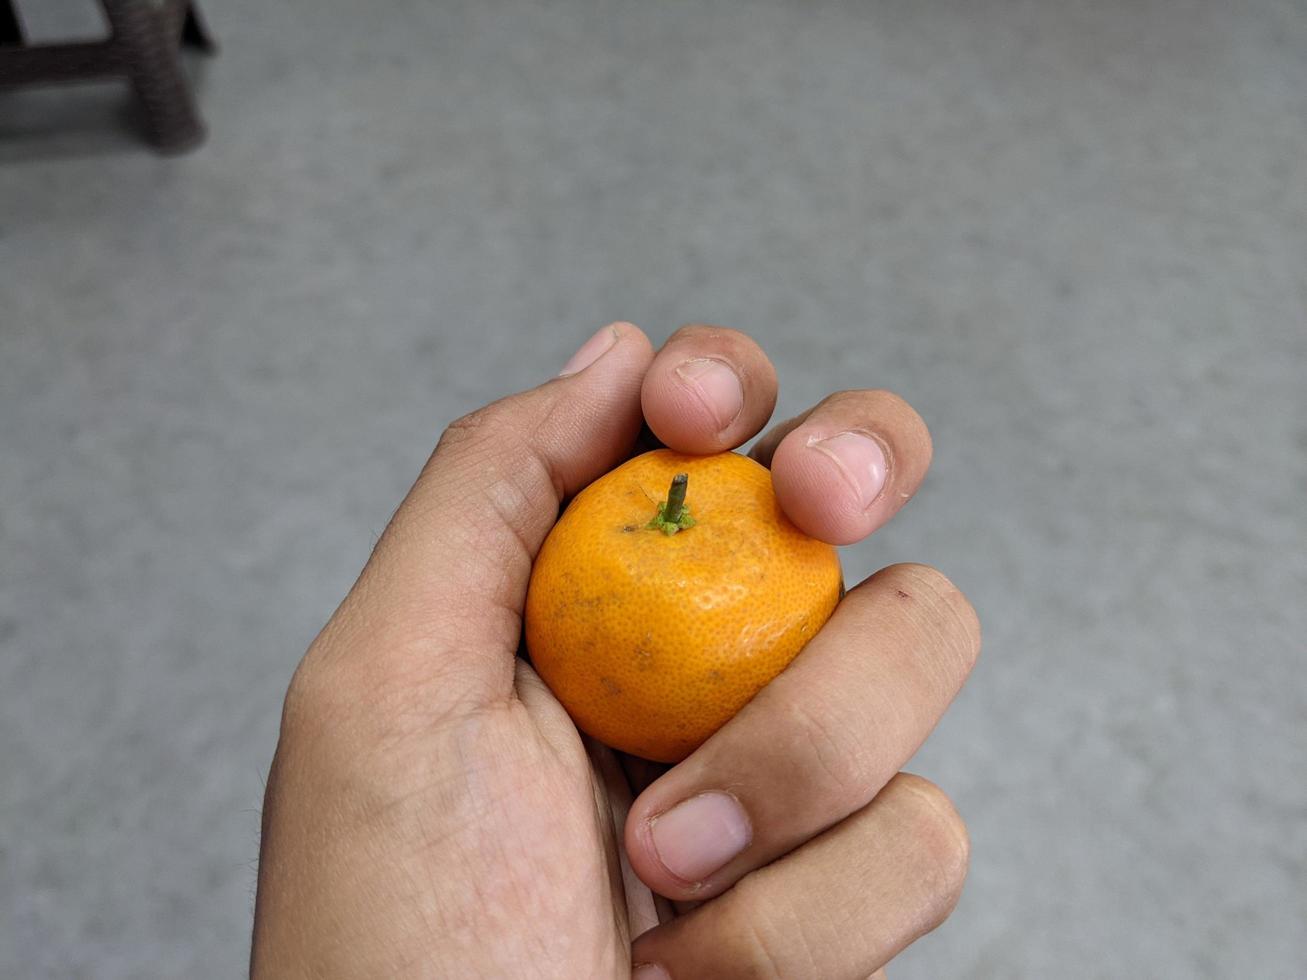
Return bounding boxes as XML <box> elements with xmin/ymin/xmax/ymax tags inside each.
<box><xmin>524</xmin><ymin>449</ymin><xmax>842</xmax><ymax>763</ymax></box>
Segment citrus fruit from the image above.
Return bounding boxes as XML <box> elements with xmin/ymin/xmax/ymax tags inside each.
<box><xmin>524</xmin><ymin>449</ymin><xmax>842</xmax><ymax>763</ymax></box>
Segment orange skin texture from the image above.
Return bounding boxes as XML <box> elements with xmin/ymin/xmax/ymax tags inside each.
<box><xmin>525</xmin><ymin>449</ymin><xmax>843</xmax><ymax>763</ymax></box>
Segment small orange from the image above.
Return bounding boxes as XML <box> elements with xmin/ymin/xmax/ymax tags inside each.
<box><xmin>525</xmin><ymin>449</ymin><xmax>842</xmax><ymax>762</ymax></box>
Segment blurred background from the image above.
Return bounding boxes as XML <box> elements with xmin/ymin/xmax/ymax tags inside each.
<box><xmin>2</xmin><ymin>0</ymin><xmax>1304</xmax><ymax>977</ymax></box>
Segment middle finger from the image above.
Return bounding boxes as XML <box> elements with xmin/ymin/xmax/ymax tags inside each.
<box><xmin>624</xmin><ymin>562</ymin><xmax>980</xmax><ymax>901</ymax></box>
<box><xmin>640</xmin><ymin>324</ymin><xmax>779</xmax><ymax>454</ymax></box>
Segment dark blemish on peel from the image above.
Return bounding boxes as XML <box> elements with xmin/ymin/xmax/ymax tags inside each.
<box><xmin>600</xmin><ymin>676</ymin><xmax>622</xmax><ymax>695</ymax></box>
<box><xmin>896</xmin><ymin>589</ymin><xmax>911</xmax><ymax>599</ymax></box>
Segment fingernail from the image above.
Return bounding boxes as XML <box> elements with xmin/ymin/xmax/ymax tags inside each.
<box><xmin>632</xmin><ymin>965</ymin><xmax>670</xmax><ymax>980</ymax></box>
<box><xmin>809</xmin><ymin>431</ymin><xmax>888</xmax><ymax>510</ymax></box>
<box><xmin>558</xmin><ymin>325</ymin><xmax>619</xmax><ymax>376</ymax></box>
<box><xmin>674</xmin><ymin>358</ymin><xmax>744</xmax><ymax>431</ymax></box>
<box><xmin>649</xmin><ymin>791</ymin><xmax>751</xmax><ymax>884</ymax></box>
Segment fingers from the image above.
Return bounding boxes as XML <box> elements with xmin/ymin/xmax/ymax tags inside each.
<box><xmin>581</xmin><ymin>734</ymin><xmax>663</xmax><ymax>940</ymax></box>
<box><xmin>625</xmin><ymin>564</ymin><xmax>979</xmax><ymax>902</ymax></box>
<box><xmin>640</xmin><ymin>325</ymin><xmax>778</xmax><ymax>453</ymax></box>
<box><xmin>752</xmin><ymin>390</ymin><xmax>932</xmax><ymax>546</ymax></box>
<box><xmin>303</xmin><ymin>323</ymin><xmax>655</xmax><ymax>711</ymax></box>
<box><xmin>631</xmin><ymin>773</ymin><xmax>969</xmax><ymax>980</ymax></box>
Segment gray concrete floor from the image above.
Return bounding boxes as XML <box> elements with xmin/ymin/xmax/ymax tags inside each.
<box><xmin>2</xmin><ymin>1</ymin><xmax>1305</xmax><ymax>977</ymax></box>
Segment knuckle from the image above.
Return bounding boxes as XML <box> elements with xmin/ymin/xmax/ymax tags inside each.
<box><xmin>277</xmin><ymin>642</ymin><xmax>497</xmax><ymax>793</ymax></box>
<box><xmin>786</xmin><ymin>694</ymin><xmax>877</xmax><ymax>804</ymax></box>
<box><xmin>437</xmin><ymin>402</ymin><xmax>513</xmax><ymax>455</ymax></box>
<box><xmin>431</xmin><ymin>403</ymin><xmax>558</xmax><ymax>518</ymax></box>
<box><xmin>719</xmin><ymin>894</ymin><xmax>792</xmax><ymax>980</ymax></box>
<box><xmin>864</xmin><ymin>388</ymin><xmax>914</xmax><ymax>416</ymax></box>
<box><xmin>279</xmin><ymin>647</ymin><xmax>378</xmax><ymax>749</ymax></box>
<box><xmin>666</xmin><ymin>325</ymin><xmax>771</xmax><ymax>376</ymax></box>
<box><xmin>723</xmin><ymin>874</ymin><xmax>827</xmax><ymax>979</ymax></box>
<box><xmin>893</xmin><ymin>773</ymin><xmax>971</xmax><ymax>917</ymax></box>
<box><xmin>823</xmin><ymin>388</ymin><xmax>932</xmax><ymax>456</ymax></box>
<box><xmin>279</xmin><ymin>652</ymin><xmax>333</xmax><ymax>733</ymax></box>
<box><xmin>668</xmin><ymin>322</ymin><xmax>733</xmax><ymax>343</ymax></box>
<box><xmin>822</xmin><ymin>387</ymin><xmax>908</xmax><ymax>416</ymax></box>
<box><xmin>434</xmin><ymin>399</ymin><xmax>560</xmax><ymax>505</ymax></box>
<box><xmin>278</xmin><ymin>670</ymin><xmax>312</xmax><ymax>735</ymax></box>
<box><xmin>866</xmin><ymin>388</ymin><xmax>929</xmax><ymax>433</ymax></box>
<box><xmin>281</xmin><ymin>630</ymin><xmax>431</xmax><ymax>733</ymax></box>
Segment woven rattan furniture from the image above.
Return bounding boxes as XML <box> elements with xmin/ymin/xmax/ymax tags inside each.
<box><xmin>0</xmin><ymin>0</ymin><xmax>215</xmax><ymax>154</ymax></box>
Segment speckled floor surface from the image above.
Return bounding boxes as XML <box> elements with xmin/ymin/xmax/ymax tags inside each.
<box><xmin>2</xmin><ymin>1</ymin><xmax>1304</xmax><ymax>976</ymax></box>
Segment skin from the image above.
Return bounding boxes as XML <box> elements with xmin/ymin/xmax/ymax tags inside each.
<box><xmin>251</xmin><ymin>323</ymin><xmax>981</xmax><ymax>979</ymax></box>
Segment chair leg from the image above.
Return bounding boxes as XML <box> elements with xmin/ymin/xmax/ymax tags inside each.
<box><xmin>0</xmin><ymin>0</ymin><xmax>24</xmax><ymax>46</ymax></box>
<box><xmin>181</xmin><ymin>3</ymin><xmax>217</xmax><ymax>52</ymax></box>
<box><xmin>101</xmin><ymin>0</ymin><xmax>205</xmax><ymax>153</ymax></box>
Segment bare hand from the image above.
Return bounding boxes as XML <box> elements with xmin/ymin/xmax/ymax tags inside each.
<box><xmin>251</xmin><ymin>323</ymin><xmax>980</xmax><ymax>978</ymax></box>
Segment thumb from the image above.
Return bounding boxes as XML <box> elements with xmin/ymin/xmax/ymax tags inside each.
<box><xmin>310</xmin><ymin>322</ymin><xmax>655</xmax><ymax>711</ymax></box>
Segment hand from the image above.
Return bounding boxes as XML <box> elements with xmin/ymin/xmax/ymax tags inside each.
<box><xmin>251</xmin><ymin>323</ymin><xmax>980</xmax><ymax>978</ymax></box>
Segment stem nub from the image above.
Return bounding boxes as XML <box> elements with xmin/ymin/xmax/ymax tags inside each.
<box><xmin>664</xmin><ymin>473</ymin><xmax>688</xmax><ymax>524</ymax></box>
<box><xmin>646</xmin><ymin>472</ymin><xmax>696</xmax><ymax>536</ymax></box>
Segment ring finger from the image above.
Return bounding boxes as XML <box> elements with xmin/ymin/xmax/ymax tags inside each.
<box><xmin>631</xmin><ymin>773</ymin><xmax>970</xmax><ymax>979</ymax></box>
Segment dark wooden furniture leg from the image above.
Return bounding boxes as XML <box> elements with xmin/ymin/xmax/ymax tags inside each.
<box><xmin>0</xmin><ymin>1</ymin><xmax>213</xmax><ymax>154</ymax></box>
<box><xmin>0</xmin><ymin>0</ymin><xmax>24</xmax><ymax>46</ymax></box>
<box><xmin>101</xmin><ymin>0</ymin><xmax>205</xmax><ymax>153</ymax></box>
<box><xmin>0</xmin><ymin>0</ymin><xmax>22</xmax><ymax>46</ymax></box>
<box><xmin>181</xmin><ymin>2</ymin><xmax>216</xmax><ymax>52</ymax></box>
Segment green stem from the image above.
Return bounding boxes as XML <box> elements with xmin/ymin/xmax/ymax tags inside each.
<box><xmin>646</xmin><ymin>472</ymin><xmax>697</xmax><ymax>535</ymax></box>
<box><xmin>664</xmin><ymin>473</ymin><xmax>688</xmax><ymax>525</ymax></box>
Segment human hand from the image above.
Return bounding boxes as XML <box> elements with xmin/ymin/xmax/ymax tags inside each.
<box><xmin>251</xmin><ymin>323</ymin><xmax>980</xmax><ymax>978</ymax></box>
